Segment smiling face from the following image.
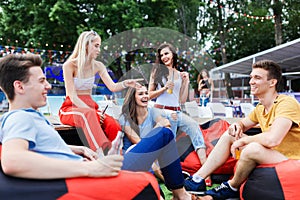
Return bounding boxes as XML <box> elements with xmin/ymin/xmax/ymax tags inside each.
<box><xmin>159</xmin><ymin>47</ymin><xmax>174</xmax><ymax>67</ymax></box>
<box><xmin>135</xmin><ymin>86</ymin><xmax>149</xmax><ymax>107</ymax></box>
<box><xmin>21</xmin><ymin>67</ymin><xmax>52</xmax><ymax>109</ymax></box>
<box><xmin>201</xmin><ymin>70</ymin><xmax>208</xmax><ymax>78</ymax></box>
<box><xmin>249</xmin><ymin>68</ymin><xmax>277</xmax><ymax>96</ymax></box>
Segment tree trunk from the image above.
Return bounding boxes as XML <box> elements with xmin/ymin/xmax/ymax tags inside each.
<box><xmin>273</xmin><ymin>0</ymin><xmax>283</xmax><ymax>46</ymax></box>
<box><xmin>178</xmin><ymin>4</ymin><xmax>188</xmax><ymax>35</ymax></box>
<box><xmin>216</xmin><ymin>0</ymin><xmax>233</xmax><ymax>99</ymax></box>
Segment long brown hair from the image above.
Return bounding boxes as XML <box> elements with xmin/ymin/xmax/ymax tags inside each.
<box><xmin>121</xmin><ymin>86</ymin><xmax>143</xmax><ymax>135</ymax></box>
<box><xmin>151</xmin><ymin>43</ymin><xmax>178</xmax><ymax>88</ymax></box>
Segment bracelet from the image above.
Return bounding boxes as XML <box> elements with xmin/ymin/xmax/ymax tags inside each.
<box><xmin>121</xmin><ymin>81</ymin><xmax>127</xmax><ymax>88</ymax></box>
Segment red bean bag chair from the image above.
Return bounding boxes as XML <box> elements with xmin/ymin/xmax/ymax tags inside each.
<box><xmin>176</xmin><ymin>118</ymin><xmax>237</xmax><ymax>182</ymax></box>
<box><xmin>0</xmin><ymin>145</ymin><xmax>160</xmax><ymax>200</ymax></box>
<box><xmin>240</xmin><ymin>159</ymin><xmax>300</xmax><ymax>200</ymax></box>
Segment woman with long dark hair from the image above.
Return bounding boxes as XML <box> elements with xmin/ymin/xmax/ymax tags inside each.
<box><xmin>198</xmin><ymin>69</ymin><xmax>214</xmax><ymax>107</ymax></box>
<box><xmin>148</xmin><ymin>43</ymin><xmax>211</xmax><ymax>186</ymax></box>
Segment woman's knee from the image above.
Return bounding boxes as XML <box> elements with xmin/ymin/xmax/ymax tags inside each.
<box><xmin>79</xmin><ymin>107</ymin><xmax>98</xmax><ymax>116</ymax></box>
<box><xmin>159</xmin><ymin>127</ymin><xmax>174</xmax><ymax>141</ymax></box>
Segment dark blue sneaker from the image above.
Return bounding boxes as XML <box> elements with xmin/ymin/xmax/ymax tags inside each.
<box><xmin>184</xmin><ymin>176</ymin><xmax>206</xmax><ymax>194</ymax></box>
<box><xmin>205</xmin><ymin>181</ymin><xmax>239</xmax><ymax>200</ymax></box>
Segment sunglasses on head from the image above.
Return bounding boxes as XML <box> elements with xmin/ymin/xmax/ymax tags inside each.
<box><xmin>90</xmin><ymin>30</ymin><xmax>98</xmax><ymax>36</ymax></box>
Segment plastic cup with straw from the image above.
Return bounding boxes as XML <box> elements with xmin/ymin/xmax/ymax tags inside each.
<box><xmin>167</xmin><ymin>70</ymin><xmax>174</xmax><ymax>94</ymax></box>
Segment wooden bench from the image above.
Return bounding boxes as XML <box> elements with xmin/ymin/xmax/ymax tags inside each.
<box><xmin>47</xmin><ymin>114</ymin><xmax>86</xmax><ymax>146</ymax></box>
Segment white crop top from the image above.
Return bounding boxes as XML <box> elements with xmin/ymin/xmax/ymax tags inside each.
<box><xmin>73</xmin><ymin>76</ymin><xmax>95</xmax><ymax>90</ymax></box>
<box><xmin>155</xmin><ymin>72</ymin><xmax>181</xmax><ymax>107</ymax></box>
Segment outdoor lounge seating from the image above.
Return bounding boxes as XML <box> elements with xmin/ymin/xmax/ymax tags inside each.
<box><xmin>207</xmin><ymin>102</ymin><xmax>233</xmax><ymax>118</ymax></box>
<box><xmin>184</xmin><ymin>101</ymin><xmax>214</xmax><ymax>118</ymax></box>
<box><xmin>240</xmin><ymin>159</ymin><xmax>300</xmax><ymax>200</ymax></box>
<box><xmin>240</xmin><ymin>102</ymin><xmax>255</xmax><ymax>117</ymax></box>
<box><xmin>0</xmin><ymin>145</ymin><xmax>160</xmax><ymax>200</ymax></box>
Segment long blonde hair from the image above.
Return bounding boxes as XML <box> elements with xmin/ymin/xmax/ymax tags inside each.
<box><xmin>67</xmin><ymin>31</ymin><xmax>100</xmax><ymax>78</ymax></box>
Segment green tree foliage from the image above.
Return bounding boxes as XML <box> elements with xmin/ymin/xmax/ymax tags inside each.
<box><xmin>0</xmin><ymin>0</ymin><xmax>82</xmax><ymax>50</ymax></box>
<box><xmin>0</xmin><ymin>0</ymin><xmax>299</xmax><ymax>94</ymax></box>
<box><xmin>280</xmin><ymin>0</ymin><xmax>300</xmax><ymax>42</ymax></box>
<box><xmin>196</xmin><ymin>0</ymin><xmax>299</xmax><ymax>98</ymax></box>
<box><xmin>205</xmin><ymin>0</ymin><xmax>299</xmax><ymax>64</ymax></box>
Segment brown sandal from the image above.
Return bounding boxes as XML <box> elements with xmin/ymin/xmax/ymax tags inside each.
<box><xmin>191</xmin><ymin>194</ymin><xmax>213</xmax><ymax>200</ymax></box>
<box><xmin>191</xmin><ymin>194</ymin><xmax>201</xmax><ymax>200</ymax></box>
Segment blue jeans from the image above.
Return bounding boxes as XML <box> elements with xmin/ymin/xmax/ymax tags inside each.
<box><xmin>199</xmin><ymin>96</ymin><xmax>210</xmax><ymax>107</ymax></box>
<box><xmin>158</xmin><ymin>109</ymin><xmax>206</xmax><ymax>151</ymax></box>
<box><xmin>122</xmin><ymin>127</ymin><xmax>184</xmax><ymax>190</ymax></box>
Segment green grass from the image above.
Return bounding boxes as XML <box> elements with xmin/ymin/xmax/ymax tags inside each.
<box><xmin>159</xmin><ymin>180</ymin><xmax>220</xmax><ymax>200</ymax></box>
<box><xmin>159</xmin><ymin>181</ymin><xmax>173</xmax><ymax>200</ymax></box>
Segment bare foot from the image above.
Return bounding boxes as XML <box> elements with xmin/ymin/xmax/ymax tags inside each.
<box><xmin>196</xmin><ymin>195</ymin><xmax>213</xmax><ymax>200</ymax></box>
<box><xmin>201</xmin><ymin>195</ymin><xmax>213</xmax><ymax>200</ymax></box>
<box><xmin>172</xmin><ymin>191</ymin><xmax>192</xmax><ymax>200</ymax></box>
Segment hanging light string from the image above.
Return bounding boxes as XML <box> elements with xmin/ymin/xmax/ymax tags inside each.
<box><xmin>209</xmin><ymin>0</ymin><xmax>275</xmax><ymax>22</ymax></box>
